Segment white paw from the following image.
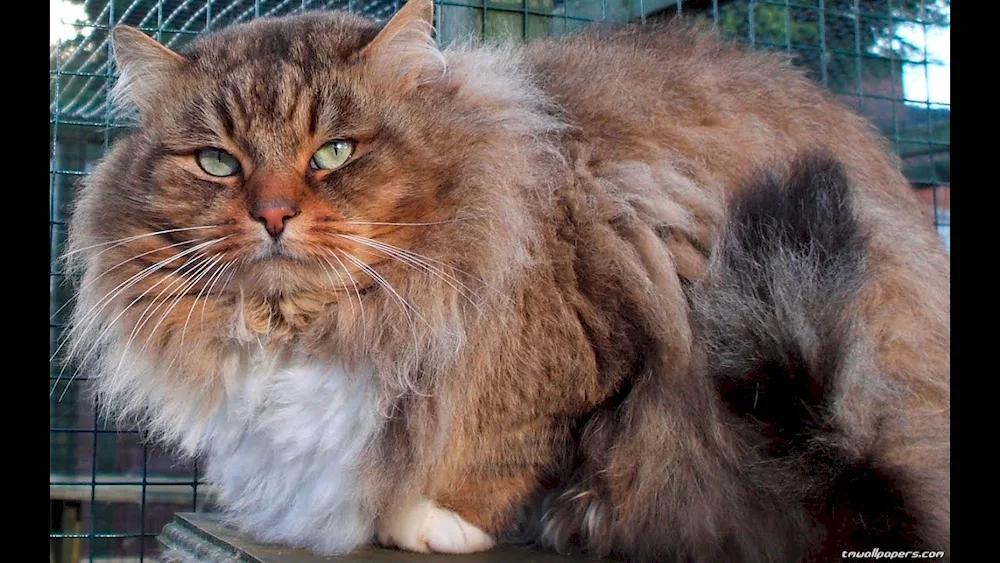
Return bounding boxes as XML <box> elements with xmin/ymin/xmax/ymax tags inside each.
<box><xmin>376</xmin><ymin>498</ymin><xmax>495</xmax><ymax>554</ymax></box>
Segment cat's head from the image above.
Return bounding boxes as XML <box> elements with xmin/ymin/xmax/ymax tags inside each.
<box><xmin>66</xmin><ymin>0</ymin><xmax>559</xmax><ymax>353</ymax></box>
<box><xmin>81</xmin><ymin>0</ymin><xmax>458</xmax><ymax>297</ymax></box>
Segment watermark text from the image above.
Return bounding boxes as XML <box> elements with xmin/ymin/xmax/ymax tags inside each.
<box><xmin>842</xmin><ymin>548</ymin><xmax>945</xmax><ymax>560</ymax></box>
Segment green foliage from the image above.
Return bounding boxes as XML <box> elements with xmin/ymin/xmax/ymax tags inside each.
<box><xmin>714</xmin><ymin>0</ymin><xmax>950</xmax><ymax>90</ymax></box>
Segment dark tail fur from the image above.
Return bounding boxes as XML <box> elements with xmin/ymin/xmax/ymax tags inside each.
<box><xmin>693</xmin><ymin>151</ymin><xmax>869</xmax><ymax>461</ymax></box>
<box><xmin>688</xmin><ymin>152</ymin><xmax>932</xmax><ymax>559</ymax></box>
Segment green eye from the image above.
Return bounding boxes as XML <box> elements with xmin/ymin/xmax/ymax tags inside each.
<box><xmin>310</xmin><ymin>140</ymin><xmax>355</xmax><ymax>171</ymax></box>
<box><xmin>196</xmin><ymin>148</ymin><xmax>241</xmax><ymax>177</ymax></box>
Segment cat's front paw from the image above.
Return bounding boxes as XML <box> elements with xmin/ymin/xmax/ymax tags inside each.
<box><xmin>376</xmin><ymin>498</ymin><xmax>495</xmax><ymax>554</ymax></box>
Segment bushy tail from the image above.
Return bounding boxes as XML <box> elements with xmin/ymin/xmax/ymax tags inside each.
<box><xmin>692</xmin><ymin>152</ymin><xmax>867</xmax><ymax>454</ymax></box>
<box><xmin>690</xmin><ymin>152</ymin><xmax>934</xmax><ymax>558</ymax></box>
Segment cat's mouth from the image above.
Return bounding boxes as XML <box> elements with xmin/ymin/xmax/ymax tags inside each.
<box><xmin>253</xmin><ymin>240</ymin><xmax>299</xmax><ymax>261</ymax></box>
<box><xmin>215</xmin><ymin>221</ymin><xmax>391</xmax><ymax>299</ymax></box>
<box><xmin>230</xmin><ymin>238</ymin><xmax>375</xmax><ymax>299</ymax></box>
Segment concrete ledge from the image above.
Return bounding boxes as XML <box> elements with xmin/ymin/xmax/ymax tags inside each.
<box><xmin>159</xmin><ymin>513</ymin><xmax>592</xmax><ymax>562</ymax></box>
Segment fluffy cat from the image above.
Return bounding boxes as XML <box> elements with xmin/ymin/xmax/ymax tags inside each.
<box><xmin>61</xmin><ymin>0</ymin><xmax>950</xmax><ymax>560</ymax></box>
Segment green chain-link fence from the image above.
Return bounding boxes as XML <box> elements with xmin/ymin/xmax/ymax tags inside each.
<box><xmin>49</xmin><ymin>0</ymin><xmax>950</xmax><ymax>560</ymax></box>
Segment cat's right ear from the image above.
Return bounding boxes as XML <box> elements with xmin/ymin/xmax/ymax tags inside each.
<box><xmin>109</xmin><ymin>26</ymin><xmax>186</xmax><ymax>119</ymax></box>
<box><xmin>358</xmin><ymin>0</ymin><xmax>446</xmax><ymax>92</ymax></box>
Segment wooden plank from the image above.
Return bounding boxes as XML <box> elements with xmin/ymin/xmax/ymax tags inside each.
<box><xmin>49</xmin><ymin>473</ymin><xmax>214</xmax><ymax>505</ymax></box>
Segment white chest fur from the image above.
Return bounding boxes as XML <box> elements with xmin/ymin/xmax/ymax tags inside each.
<box><xmin>199</xmin><ymin>352</ymin><xmax>380</xmax><ymax>554</ymax></box>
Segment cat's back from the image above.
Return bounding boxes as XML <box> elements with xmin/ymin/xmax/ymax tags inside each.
<box><xmin>521</xmin><ymin>18</ymin><xmax>795</xmax><ymax>126</ymax></box>
<box><xmin>518</xmin><ymin>18</ymin><xmax>907</xmax><ymax>202</ymax></box>
<box><xmin>521</xmin><ymin>19</ymin><xmax>818</xmax><ymax>142</ymax></box>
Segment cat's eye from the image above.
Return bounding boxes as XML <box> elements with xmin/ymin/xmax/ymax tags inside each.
<box><xmin>310</xmin><ymin>140</ymin><xmax>355</xmax><ymax>171</ymax></box>
<box><xmin>196</xmin><ymin>148</ymin><xmax>241</xmax><ymax>177</ymax></box>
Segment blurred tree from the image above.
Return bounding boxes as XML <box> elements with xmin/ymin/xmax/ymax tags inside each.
<box><xmin>701</xmin><ymin>0</ymin><xmax>950</xmax><ymax>92</ymax></box>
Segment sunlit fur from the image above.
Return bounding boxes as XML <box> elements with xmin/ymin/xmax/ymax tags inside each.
<box><xmin>63</xmin><ymin>1</ymin><xmax>949</xmax><ymax>560</ymax></box>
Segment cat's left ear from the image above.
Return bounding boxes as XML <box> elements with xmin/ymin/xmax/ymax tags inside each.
<box><xmin>358</xmin><ymin>0</ymin><xmax>446</xmax><ymax>92</ymax></box>
<box><xmin>109</xmin><ymin>26</ymin><xmax>186</xmax><ymax>119</ymax></box>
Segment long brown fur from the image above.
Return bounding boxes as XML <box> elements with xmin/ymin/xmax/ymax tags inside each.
<box><xmin>65</xmin><ymin>1</ymin><xmax>949</xmax><ymax>560</ymax></box>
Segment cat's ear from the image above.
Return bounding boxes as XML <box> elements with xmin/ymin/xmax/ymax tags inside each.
<box><xmin>358</xmin><ymin>0</ymin><xmax>446</xmax><ymax>91</ymax></box>
<box><xmin>109</xmin><ymin>26</ymin><xmax>186</xmax><ymax>119</ymax></box>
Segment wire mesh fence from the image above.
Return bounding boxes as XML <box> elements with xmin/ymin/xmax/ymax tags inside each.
<box><xmin>49</xmin><ymin>0</ymin><xmax>950</xmax><ymax>560</ymax></box>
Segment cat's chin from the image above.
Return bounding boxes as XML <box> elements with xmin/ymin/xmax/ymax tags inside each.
<box><xmin>238</xmin><ymin>256</ymin><xmax>336</xmax><ymax>297</ymax></box>
<box><xmin>250</xmin><ymin>239</ymin><xmax>303</xmax><ymax>261</ymax></box>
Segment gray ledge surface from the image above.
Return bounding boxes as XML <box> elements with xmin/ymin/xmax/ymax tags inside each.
<box><xmin>159</xmin><ymin>512</ymin><xmax>593</xmax><ymax>563</ymax></box>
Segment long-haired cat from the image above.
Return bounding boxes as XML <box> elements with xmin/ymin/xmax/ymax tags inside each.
<box><xmin>61</xmin><ymin>0</ymin><xmax>950</xmax><ymax>560</ymax></box>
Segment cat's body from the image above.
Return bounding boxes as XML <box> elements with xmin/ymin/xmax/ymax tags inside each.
<box><xmin>63</xmin><ymin>1</ymin><xmax>949</xmax><ymax>561</ymax></box>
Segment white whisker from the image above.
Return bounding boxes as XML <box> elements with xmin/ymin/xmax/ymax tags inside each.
<box><xmin>328</xmin><ymin>250</ymin><xmax>367</xmax><ymax>337</ymax></box>
<box><xmin>339</xmin><ymin>233</ymin><xmax>484</xmax><ymax>314</ymax></box>
<box><xmin>337</xmin><ymin>251</ymin><xmax>432</xmax><ymax>398</ymax></box>
<box><xmin>50</xmin><ymin>237</ymin><xmax>205</xmax><ymax>323</ymax></box>
<box><xmin>52</xmin><ymin>238</ymin><xmax>228</xmax><ymax>400</ymax></box>
<box><xmin>200</xmin><ymin>259</ymin><xmax>237</xmax><ymax>328</ymax></box>
<box><xmin>340</xmin><ymin>217</ymin><xmax>479</xmax><ymax>227</ymax></box>
<box><xmin>58</xmin><ymin>250</ymin><xmax>205</xmax><ymax>402</ymax></box>
<box><xmin>130</xmin><ymin>249</ymin><xmax>220</xmax><ymax>347</ymax></box>
<box><xmin>318</xmin><ymin>255</ymin><xmax>357</xmax><ymax>319</ymax></box>
<box><xmin>59</xmin><ymin>225</ymin><xmax>218</xmax><ymax>260</ymax></box>
<box><xmin>340</xmin><ymin>251</ymin><xmax>425</xmax><ymax>325</ymax></box>
<box><xmin>339</xmin><ymin>233</ymin><xmax>489</xmax><ymax>289</ymax></box>
<box><xmin>179</xmin><ymin>254</ymin><xmax>229</xmax><ymax>348</ymax></box>
<box><xmin>131</xmin><ymin>252</ymin><xmax>221</xmax><ymax>378</ymax></box>
<box><xmin>52</xmin><ymin>238</ymin><xmax>223</xmax><ymax>366</ymax></box>
<box><xmin>106</xmin><ymin>249</ymin><xmax>221</xmax><ymax>389</ymax></box>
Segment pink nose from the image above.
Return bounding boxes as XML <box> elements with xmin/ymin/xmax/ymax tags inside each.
<box><xmin>253</xmin><ymin>204</ymin><xmax>298</xmax><ymax>237</ymax></box>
